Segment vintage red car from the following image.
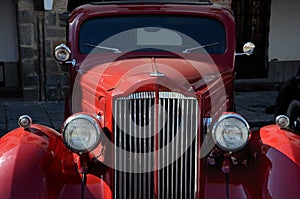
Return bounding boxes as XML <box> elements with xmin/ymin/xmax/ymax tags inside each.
<box><xmin>1</xmin><ymin>1</ymin><xmax>300</xmax><ymax>198</ymax></box>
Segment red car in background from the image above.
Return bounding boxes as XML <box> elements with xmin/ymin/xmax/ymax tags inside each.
<box><xmin>0</xmin><ymin>1</ymin><xmax>299</xmax><ymax>198</ymax></box>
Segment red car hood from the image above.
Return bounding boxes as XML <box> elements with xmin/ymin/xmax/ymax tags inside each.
<box><xmin>71</xmin><ymin>54</ymin><xmax>232</xmax><ymax>114</ymax></box>
<box><xmin>74</xmin><ymin>55</ymin><xmax>227</xmax><ymax>97</ymax></box>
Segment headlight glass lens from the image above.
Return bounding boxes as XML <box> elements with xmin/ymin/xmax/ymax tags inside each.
<box><xmin>62</xmin><ymin>114</ymin><xmax>101</xmax><ymax>153</ymax></box>
<box><xmin>212</xmin><ymin>114</ymin><xmax>250</xmax><ymax>152</ymax></box>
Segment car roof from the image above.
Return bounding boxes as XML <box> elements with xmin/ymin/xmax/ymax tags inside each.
<box><xmin>68</xmin><ymin>0</ymin><xmax>212</xmax><ymax>11</ymax></box>
<box><xmin>90</xmin><ymin>0</ymin><xmax>212</xmax><ymax>5</ymax></box>
<box><xmin>68</xmin><ymin>0</ymin><xmax>233</xmax><ymax>28</ymax></box>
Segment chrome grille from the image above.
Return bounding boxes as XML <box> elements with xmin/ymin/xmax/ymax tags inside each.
<box><xmin>114</xmin><ymin>92</ymin><xmax>198</xmax><ymax>199</ymax></box>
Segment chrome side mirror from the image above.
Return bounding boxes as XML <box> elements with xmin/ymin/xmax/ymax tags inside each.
<box><xmin>235</xmin><ymin>42</ymin><xmax>255</xmax><ymax>56</ymax></box>
<box><xmin>54</xmin><ymin>43</ymin><xmax>71</xmax><ymax>62</ymax></box>
<box><xmin>54</xmin><ymin>43</ymin><xmax>76</xmax><ymax>67</ymax></box>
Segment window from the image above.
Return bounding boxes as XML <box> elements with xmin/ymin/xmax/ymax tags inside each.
<box><xmin>79</xmin><ymin>15</ymin><xmax>226</xmax><ymax>54</ymax></box>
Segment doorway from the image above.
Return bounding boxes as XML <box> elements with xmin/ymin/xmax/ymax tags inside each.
<box><xmin>232</xmin><ymin>0</ymin><xmax>271</xmax><ymax>79</ymax></box>
<box><xmin>0</xmin><ymin>0</ymin><xmax>20</xmax><ymax>97</ymax></box>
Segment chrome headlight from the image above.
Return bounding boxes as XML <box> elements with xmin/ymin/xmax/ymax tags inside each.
<box><xmin>212</xmin><ymin>114</ymin><xmax>250</xmax><ymax>152</ymax></box>
<box><xmin>62</xmin><ymin>113</ymin><xmax>101</xmax><ymax>154</ymax></box>
<box><xmin>54</xmin><ymin>43</ymin><xmax>71</xmax><ymax>62</ymax></box>
<box><xmin>275</xmin><ymin>115</ymin><xmax>290</xmax><ymax>128</ymax></box>
<box><xmin>18</xmin><ymin>115</ymin><xmax>32</xmax><ymax>129</ymax></box>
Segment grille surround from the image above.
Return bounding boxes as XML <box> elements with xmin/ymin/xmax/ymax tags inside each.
<box><xmin>113</xmin><ymin>91</ymin><xmax>199</xmax><ymax>199</ymax></box>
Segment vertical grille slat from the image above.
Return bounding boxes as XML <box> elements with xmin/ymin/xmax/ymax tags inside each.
<box><xmin>166</xmin><ymin>98</ymin><xmax>170</xmax><ymax>197</ymax></box>
<box><xmin>175</xmin><ymin>100</ymin><xmax>180</xmax><ymax>199</ymax></box>
<box><xmin>114</xmin><ymin>92</ymin><xmax>198</xmax><ymax>199</ymax></box>
<box><xmin>133</xmin><ymin>99</ymin><xmax>137</xmax><ymax>199</ymax></box>
<box><xmin>147</xmin><ymin>95</ymin><xmax>152</xmax><ymax>199</ymax></box>
<box><xmin>138</xmin><ymin>98</ymin><xmax>142</xmax><ymax>199</ymax></box>
<box><xmin>184</xmin><ymin>99</ymin><xmax>189</xmax><ymax>199</ymax></box>
<box><xmin>128</xmin><ymin>98</ymin><xmax>133</xmax><ymax>199</ymax></box>
<box><xmin>123</xmin><ymin>99</ymin><xmax>127</xmax><ymax>199</ymax></box>
<box><xmin>191</xmin><ymin>100</ymin><xmax>196</xmax><ymax>198</ymax></box>
<box><xmin>180</xmin><ymin>98</ymin><xmax>184</xmax><ymax>198</ymax></box>
<box><xmin>143</xmin><ymin>97</ymin><xmax>147</xmax><ymax>198</ymax></box>
<box><xmin>114</xmin><ymin>99</ymin><xmax>119</xmax><ymax>198</ymax></box>
<box><xmin>170</xmin><ymin>100</ymin><xmax>176</xmax><ymax>199</ymax></box>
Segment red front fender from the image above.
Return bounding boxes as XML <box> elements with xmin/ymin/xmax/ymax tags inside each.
<box><xmin>260</xmin><ymin>125</ymin><xmax>300</xmax><ymax>167</ymax></box>
<box><xmin>259</xmin><ymin>125</ymin><xmax>300</xmax><ymax>198</ymax></box>
<box><xmin>0</xmin><ymin>124</ymin><xmax>111</xmax><ymax>199</ymax></box>
<box><xmin>203</xmin><ymin>126</ymin><xmax>300</xmax><ymax>199</ymax></box>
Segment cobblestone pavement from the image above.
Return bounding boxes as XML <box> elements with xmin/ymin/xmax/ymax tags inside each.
<box><xmin>234</xmin><ymin>90</ymin><xmax>277</xmax><ymax>127</ymax></box>
<box><xmin>0</xmin><ymin>90</ymin><xmax>278</xmax><ymax>137</ymax></box>
<box><xmin>0</xmin><ymin>99</ymin><xmax>64</xmax><ymax>137</ymax></box>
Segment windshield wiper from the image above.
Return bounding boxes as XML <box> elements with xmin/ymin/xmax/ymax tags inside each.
<box><xmin>84</xmin><ymin>43</ymin><xmax>122</xmax><ymax>53</ymax></box>
<box><xmin>182</xmin><ymin>42</ymin><xmax>219</xmax><ymax>53</ymax></box>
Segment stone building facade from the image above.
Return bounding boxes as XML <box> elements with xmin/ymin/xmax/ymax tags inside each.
<box><xmin>3</xmin><ymin>0</ymin><xmax>231</xmax><ymax>101</ymax></box>
<box><xmin>211</xmin><ymin>0</ymin><xmax>231</xmax><ymax>9</ymax></box>
<box><xmin>17</xmin><ymin>0</ymin><xmax>69</xmax><ymax>100</ymax></box>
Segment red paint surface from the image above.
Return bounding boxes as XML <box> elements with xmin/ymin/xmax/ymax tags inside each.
<box><xmin>0</xmin><ymin>125</ymin><xmax>110</xmax><ymax>198</ymax></box>
<box><xmin>260</xmin><ymin>125</ymin><xmax>300</xmax><ymax>167</ymax></box>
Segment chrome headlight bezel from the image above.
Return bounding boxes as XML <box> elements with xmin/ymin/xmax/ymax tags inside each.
<box><xmin>18</xmin><ymin>115</ymin><xmax>32</xmax><ymax>129</ymax></box>
<box><xmin>212</xmin><ymin>114</ymin><xmax>250</xmax><ymax>152</ymax></box>
<box><xmin>62</xmin><ymin>113</ymin><xmax>102</xmax><ymax>154</ymax></box>
<box><xmin>275</xmin><ymin>115</ymin><xmax>290</xmax><ymax>128</ymax></box>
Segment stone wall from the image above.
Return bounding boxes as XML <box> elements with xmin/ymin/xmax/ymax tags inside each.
<box><xmin>211</xmin><ymin>0</ymin><xmax>232</xmax><ymax>9</ymax></box>
<box><xmin>44</xmin><ymin>1</ymin><xmax>69</xmax><ymax>101</ymax></box>
<box><xmin>17</xmin><ymin>0</ymin><xmax>68</xmax><ymax>100</ymax></box>
<box><xmin>18</xmin><ymin>0</ymin><xmax>39</xmax><ymax>100</ymax></box>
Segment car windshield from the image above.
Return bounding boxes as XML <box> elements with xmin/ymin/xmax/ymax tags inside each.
<box><xmin>79</xmin><ymin>15</ymin><xmax>226</xmax><ymax>54</ymax></box>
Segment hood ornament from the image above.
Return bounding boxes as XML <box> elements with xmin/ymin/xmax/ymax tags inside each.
<box><xmin>150</xmin><ymin>71</ymin><xmax>165</xmax><ymax>77</ymax></box>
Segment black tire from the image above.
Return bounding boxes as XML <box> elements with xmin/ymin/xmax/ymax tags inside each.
<box><xmin>287</xmin><ymin>100</ymin><xmax>300</xmax><ymax>131</ymax></box>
